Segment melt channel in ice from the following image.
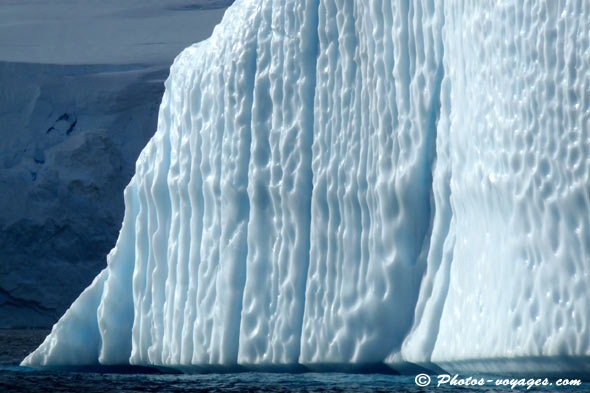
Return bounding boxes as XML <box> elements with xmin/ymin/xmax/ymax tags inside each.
<box><xmin>22</xmin><ymin>0</ymin><xmax>590</xmax><ymax>375</ymax></box>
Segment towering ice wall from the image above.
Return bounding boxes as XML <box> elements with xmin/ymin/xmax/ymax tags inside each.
<box><xmin>402</xmin><ymin>0</ymin><xmax>590</xmax><ymax>373</ymax></box>
<box><xmin>23</xmin><ymin>0</ymin><xmax>590</xmax><ymax>374</ymax></box>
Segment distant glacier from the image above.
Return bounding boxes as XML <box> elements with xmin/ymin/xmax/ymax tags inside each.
<box><xmin>0</xmin><ymin>0</ymin><xmax>231</xmax><ymax>328</ymax></box>
<box><xmin>23</xmin><ymin>0</ymin><xmax>590</xmax><ymax>375</ymax></box>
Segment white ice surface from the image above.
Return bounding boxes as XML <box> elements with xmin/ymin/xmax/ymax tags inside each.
<box><xmin>401</xmin><ymin>0</ymin><xmax>590</xmax><ymax>371</ymax></box>
<box><xmin>22</xmin><ymin>0</ymin><xmax>590</xmax><ymax>375</ymax></box>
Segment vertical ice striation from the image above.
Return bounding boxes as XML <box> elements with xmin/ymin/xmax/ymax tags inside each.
<box><xmin>238</xmin><ymin>0</ymin><xmax>318</xmax><ymax>365</ymax></box>
<box><xmin>22</xmin><ymin>0</ymin><xmax>590</xmax><ymax>375</ymax></box>
<box><xmin>402</xmin><ymin>0</ymin><xmax>590</xmax><ymax>374</ymax></box>
<box><xmin>300</xmin><ymin>0</ymin><xmax>443</xmax><ymax>364</ymax></box>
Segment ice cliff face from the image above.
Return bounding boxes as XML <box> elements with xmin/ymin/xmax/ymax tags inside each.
<box><xmin>23</xmin><ymin>0</ymin><xmax>590</xmax><ymax>374</ymax></box>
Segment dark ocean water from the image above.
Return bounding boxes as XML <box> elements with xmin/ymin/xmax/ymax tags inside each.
<box><xmin>0</xmin><ymin>369</ymin><xmax>433</xmax><ymax>393</ymax></box>
<box><xmin>2</xmin><ymin>330</ymin><xmax>589</xmax><ymax>393</ymax></box>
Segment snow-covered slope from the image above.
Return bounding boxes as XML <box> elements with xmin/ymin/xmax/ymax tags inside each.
<box><xmin>23</xmin><ymin>0</ymin><xmax>590</xmax><ymax>375</ymax></box>
<box><xmin>0</xmin><ymin>1</ymin><xmax>231</xmax><ymax>327</ymax></box>
<box><xmin>0</xmin><ymin>62</ymin><xmax>164</xmax><ymax>327</ymax></box>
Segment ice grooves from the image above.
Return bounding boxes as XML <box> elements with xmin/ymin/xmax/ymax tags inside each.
<box><xmin>295</xmin><ymin>0</ymin><xmax>320</xmax><ymax>363</ymax></box>
<box><xmin>225</xmin><ymin>19</ymin><xmax>258</xmax><ymax>364</ymax></box>
<box><xmin>401</xmin><ymin>1</ymin><xmax>451</xmax><ymax>363</ymax></box>
<box><xmin>237</xmin><ymin>0</ymin><xmax>320</xmax><ymax>364</ymax></box>
<box><xmin>148</xmin><ymin>96</ymin><xmax>173</xmax><ymax>365</ymax></box>
<box><xmin>420</xmin><ymin>0</ymin><xmax>448</xmax><ymax>361</ymax></box>
<box><xmin>182</xmin><ymin>71</ymin><xmax>204</xmax><ymax>364</ymax></box>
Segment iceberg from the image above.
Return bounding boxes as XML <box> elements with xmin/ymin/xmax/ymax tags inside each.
<box><xmin>23</xmin><ymin>0</ymin><xmax>590</xmax><ymax>375</ymax></box>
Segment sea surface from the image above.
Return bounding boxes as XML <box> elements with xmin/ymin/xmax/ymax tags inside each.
<box><xmin>1</xmin><ymin>329</ymin><xmax>589</xmax><ymax>393</ymax></box>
